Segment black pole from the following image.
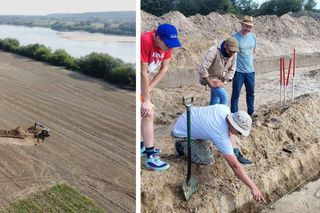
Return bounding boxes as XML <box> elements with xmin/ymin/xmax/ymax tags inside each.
<box><xmin>186</xmin><ymin>105</ymin><xmax>191</xmax><ymax>184</ymax></box>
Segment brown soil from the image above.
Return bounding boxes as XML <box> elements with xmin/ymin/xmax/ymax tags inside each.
<box><xmin>0</xmin><ymin>51</ymin><xmax>135</xmax><ymax>212</ymax></box>
<box><xmin>141</xmin><ymin>11</ymin><xmax>320</xmax><ymax>212</ymax></box>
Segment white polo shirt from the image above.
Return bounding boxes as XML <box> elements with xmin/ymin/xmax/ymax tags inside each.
<box><xmin>172</xmin><ymin>104</ymin><xmax>233</xmax><ymax>154</ymax></box>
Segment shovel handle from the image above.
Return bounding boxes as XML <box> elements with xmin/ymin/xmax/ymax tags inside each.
<box><xmin>183</xmin><ymin>96</ymin><xmax>193</xmax><ymax>184</ymax></box>
<box><xmin>183</xmin><ymin>96</ymin><xmax>194</xmax><ymax>107</ymax></box>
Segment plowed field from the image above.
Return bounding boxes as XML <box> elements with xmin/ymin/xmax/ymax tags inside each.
<box><xmin>0</xmin><ymin>51</ymin><xmax>135</xmax><ymax>212</ymax></box>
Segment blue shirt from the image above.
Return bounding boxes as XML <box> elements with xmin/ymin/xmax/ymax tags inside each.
<box><xmin>233</xmin><ymin>32</ymin><xmax>256</xmax><ymax>73</ymax></box>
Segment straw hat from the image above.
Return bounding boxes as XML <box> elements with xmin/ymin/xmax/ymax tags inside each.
<box><xmin>240</xmin><ymin>16</ymin><xmax>254</xmax><ymax>27</ymax></box>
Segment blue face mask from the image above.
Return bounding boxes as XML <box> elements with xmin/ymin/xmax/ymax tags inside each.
<box><xmin>220</xmin><ymin>41</ymin><xmax>229</xmax><ymax>58</ymax></box>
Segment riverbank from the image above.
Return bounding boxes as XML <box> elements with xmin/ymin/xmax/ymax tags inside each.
<box><xmin>0</xmin><ymin>36</ymin><xmax>135</xmax><ymax>89</ymax></box>
<box><xmin>57</xmin><ymin>31</ymin><xmax>135</xmax><ymax>42</ymax></box>
<box><xmin>0</xmin><ymin>24</ymin><xmax>135</xmax><ymax>62</ymax></box>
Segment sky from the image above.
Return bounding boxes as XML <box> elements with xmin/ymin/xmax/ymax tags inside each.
<box><xmin>0</xmin><ymin>0</ymin><xmax>136</xmax><ymax>15</ymax></box>
<box><xmin>255</xmin><ymin>0</ymin><xmax>320</xmax><ymax>9</ymax></box>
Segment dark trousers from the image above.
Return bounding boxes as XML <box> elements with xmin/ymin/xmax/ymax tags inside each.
<box><xmin>231</xmin><ymin>72</ymin><xmax>255</xmax><ymax>115</ymax></box>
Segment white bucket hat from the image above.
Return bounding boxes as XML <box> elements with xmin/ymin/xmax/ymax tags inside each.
<box><xmin>227</xmin><ymin>111</ymin><xmax>252</xmax><ymax>136</ymax></box>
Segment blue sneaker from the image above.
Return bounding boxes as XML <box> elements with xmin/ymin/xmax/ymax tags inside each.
<box><xmin>234</xmin><ymin>148</ymin><xmax>254</xmax><ymax>166</ymax></box>
<box><xmin>141</xmin><ymin>146</ymin><xmax>161</xmax><ymax>157</ymax></box>
<box><xmin>145</xmin><ymin>154</ymin><xmax>170</xmax><ymax>171</ymax></box>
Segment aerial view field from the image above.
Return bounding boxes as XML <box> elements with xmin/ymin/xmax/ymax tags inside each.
<box><xmin>0</xmin><ymin>51</ymin><xmax>135</xmax><ymax>212</ymax></box>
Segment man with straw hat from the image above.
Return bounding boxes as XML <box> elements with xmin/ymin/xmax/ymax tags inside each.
<box><xmin>231</xmin><ymin>16</ymin><xmax>257</xmax><ymax>117</ymax></box>
<box><xmin>171</xmin><ymin>104</ymin><xmax>266</xmax><ymax>203</ymax></box>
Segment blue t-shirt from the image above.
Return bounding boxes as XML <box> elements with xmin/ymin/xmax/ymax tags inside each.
<box><xmin>233</xmin><ymin>32</ymin><xmax>256</xmax><ymax>73</ymax></box>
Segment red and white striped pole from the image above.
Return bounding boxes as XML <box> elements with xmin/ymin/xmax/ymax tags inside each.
<box><xmin>280</xmin><ymin>57</ymin><xmax>283</xmax><ymax>106</ymax></box>
<box><xmin>292</xmin><ymin>49</ymin><xmax>296</xmax><ymax>101</ymax></box>
<box><xmin>283</xmin><ymin>57</ymin><xmax>286</xmax><ymax>105</ymax></box>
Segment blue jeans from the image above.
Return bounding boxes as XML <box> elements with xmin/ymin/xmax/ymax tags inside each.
<box><xmin>231</xmin><ymin>72</ymin><xmax>255</xmax><ymax>115</ymax></box>
<box><xmin>209</xmin><ymin>87</ymin><xmax>228</xmax><ymax>105</ymax></box>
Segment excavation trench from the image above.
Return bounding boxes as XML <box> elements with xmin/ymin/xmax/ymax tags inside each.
<box><xmin>141</xmin><ymin>93</ymin><xmax>320</xmax><ymax>212</ymax></box>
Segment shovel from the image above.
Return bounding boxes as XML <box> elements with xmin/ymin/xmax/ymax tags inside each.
<box><xmin>181</xmin><ymin>96</ymin><xmax>199</xmax><ymax>201</ymax></box>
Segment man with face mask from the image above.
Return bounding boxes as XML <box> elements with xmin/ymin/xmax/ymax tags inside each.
<box><xmin>231</xmin><ymin>16</ymin><xmax>257</xmax><ymax>117</ymax></box>
<box><xmin>199</xmin><ymin>37</ymin><xmax>238</xmax><ymax>105</ymax></box>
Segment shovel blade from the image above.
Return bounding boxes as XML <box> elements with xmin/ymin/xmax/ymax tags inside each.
<box><xmin>182</xmin><ymin>176</ymin><xmax>199</xmax><ymax>201</ymax></box>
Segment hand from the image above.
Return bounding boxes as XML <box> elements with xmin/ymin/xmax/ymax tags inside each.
<box><xmin>211</xmin><ymin>79</ymin><xmax>224</xmax><ymax>88</ymax></box>
<box><xmin>141</xmin><ymin>100</ymin><xmax>154</xmax><ymax>118</ymax></box>
<box><xmin>251</xmin><ymin>187</ymin><xmax>267</xmax><ymax>204</ymax></box>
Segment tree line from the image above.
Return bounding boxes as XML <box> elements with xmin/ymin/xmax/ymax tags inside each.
<box><xmin>0</xmin><ymin>38</ymin><xmax>135</xmax><ymax>89</ymax></box>
<box><xmin>51</xmin><ymin>21</ymin><xmax>135</xmax><ymax>36</ymax></box>
<box><xmin>0</xmin><ymin>11</ymin><xmax>136</xmax><ymax>36</ymax></box>
<box><xmin>142</xmin><ymin>0</ymin><xmax>318</xmax><ymax>17</ymax></box>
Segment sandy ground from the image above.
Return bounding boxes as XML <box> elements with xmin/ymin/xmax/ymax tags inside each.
<box><xmin>264</xmin><ymin>174</ymin><xmax>320</xmax><ymax>212</ymax></box>
<box><xmin>0</xmin><ymin>51</ymin><xmax>135</xmax><ymax>212</ymax></box>
<box><xmin>141</xmin><ymin>65</ymin><xmax>320</xmax><ymax>212</ymax></box>
<box><xmin>57</xmin><ymin>31</ymin><xmax>135</xmax><ymax>42</ymax></box>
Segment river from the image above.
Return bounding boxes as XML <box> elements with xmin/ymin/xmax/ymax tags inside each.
<box><xmin>0</xmin><ymin>25</ymin><xmax>135</xmax><ymax>63</ymax></box>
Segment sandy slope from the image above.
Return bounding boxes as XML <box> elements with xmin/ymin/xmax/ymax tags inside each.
<box><xmin>0</xmin><ymin>51</ymin><xmax>135</xmax><ymax>212</ymax></box>
<box><xmin>142</xmin><ymin>11</ymin><xmax>320</xmax><ymax>71</ymax></box>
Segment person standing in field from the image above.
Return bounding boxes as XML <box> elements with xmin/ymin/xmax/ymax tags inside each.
<box><xmin>231</xmin><ymin>16</ymin><xmax>257</xmax><ymax>116</ymax></box>
<box><xmin>140</xmin><ymin>23</ymin><xmax>181</xmax><ymax>171</ymax></box>
<box><xmin>199</xmin><ymin>37</ymin><xmax>238</xmax><ymax>105</ymax></box>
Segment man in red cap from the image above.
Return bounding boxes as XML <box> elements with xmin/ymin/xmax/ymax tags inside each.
<box><xmin>140</xmin><ymin>23</ymin><xmax>181</xmax><ymax>171</ymax></box>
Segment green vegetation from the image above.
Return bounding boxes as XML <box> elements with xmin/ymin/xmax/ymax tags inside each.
<box><xmin>0</xmin><ymin>38</ymin><xmax>135</xmax><ymax>89</ymax></box>
<box><xmin>51</xmin><ymin>20</ymin><xmax>135</xmax><ymax>36</ymax></box>
<box><xmin>142</xmin><ymin>0</ymin><xmax>318</xmax><ymax>17</ymax></box>
<box><xmin>2</xmin><ymin>183</ymin><xmax>104</xmax><ymax>213</ymax></box>
<box><xmin>0</xmin><ymin>11</ymin><xmax>135</xmax><ymax>36</ymax></box>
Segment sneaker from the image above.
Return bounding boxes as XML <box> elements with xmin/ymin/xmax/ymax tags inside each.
<box><xmin>237</xmin><ymin>153</ymin><xmax>254</xmax><ymax>166</ymax></box>
<box><xmin>250</xmin><ymin>112</ymin><xmax>258</xmax><ymax>119</ymax></box>
<box><xmin>141</xmin><ymin>146</ymin><xmax>161</xmax><ymax>157</ymax></box>
<box><xmin>145</xmin><ymin>154</ymin><xmax>170</xmax><ymax>171</ymax></box>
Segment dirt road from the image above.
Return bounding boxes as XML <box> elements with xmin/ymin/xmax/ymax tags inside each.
<box><xmin>0</xmin><ymin>51</ymin><xmax>135</xmax><ymax>212</ymax></box>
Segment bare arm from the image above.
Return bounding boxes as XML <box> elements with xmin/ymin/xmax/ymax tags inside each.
<box><xmin>149</xmin><ymin>59</ymin><xmax>170</xmax><ymax>91</ymax></box>
<box><xmin>141</xmin><ymin>62</ymin><xmax>153</xmax><ymax>118</ymax></box>
<box><xmin>223</xmin><ymin>154</ymin><xmax>266</xmax><ymax>203</ymax></box>
<box><xmin>141</xmin><ymin>62</ymin><xmax>150</xmax><ymax>101</ymax></box>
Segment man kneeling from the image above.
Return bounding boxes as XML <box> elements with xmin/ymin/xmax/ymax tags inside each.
<box><xmin>172</xmin><ymin>104</ymin><xmax>266</xmax><ymax>203</ymax></box>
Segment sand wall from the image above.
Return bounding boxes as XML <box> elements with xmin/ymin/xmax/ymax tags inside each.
<box><xmin>155</xmin><ymin>52</ymin><xmax>320</xmax><ymax>88</ymax></box>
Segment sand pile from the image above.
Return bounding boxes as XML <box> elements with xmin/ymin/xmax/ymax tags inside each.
<box><xmin>141</xmin><ymin>11</ymin><xmax>320</xmax><ymax>69</ymax></box>
<box><xmin>141</xmin><ymin>93</ymin><xmax>320</xmax><ymax>212</ymax></box>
